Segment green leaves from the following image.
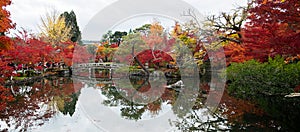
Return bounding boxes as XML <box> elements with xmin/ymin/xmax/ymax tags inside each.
<box><xmin>60</xmin><ymin>11</ymin><xmax>82</xmax><ymax>43</ymax></box>
<box><xmin>227</xmin><ymin>56</ymin><xmax>300</xmax><ymax>99</ymax></box>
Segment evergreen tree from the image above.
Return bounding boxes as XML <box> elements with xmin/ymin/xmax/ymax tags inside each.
<box><xmin>60</xmin><ymin>11</ymin><xmax>82</xmax><ymax>44</ymax></box>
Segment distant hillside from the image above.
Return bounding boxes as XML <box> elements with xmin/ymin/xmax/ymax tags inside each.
<box><xmin>82</xmin><ymin>40</ymin><xmax>100</xmax><ymax>45</ymax></box>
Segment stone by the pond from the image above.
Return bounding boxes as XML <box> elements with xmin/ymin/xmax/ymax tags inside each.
<box><xmin>284</xmin><ymin>93</ymin><xmax>300</xmax><ymax>98</ymax></box>
<box><xmin>165</xmin><ymin>80</ymin><xmax>184</xmax><ymax>89</ymax></box>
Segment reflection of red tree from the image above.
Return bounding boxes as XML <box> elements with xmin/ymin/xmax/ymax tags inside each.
<box><xmin>0</xmin><ymin>78</ymin><xmax>83</xmax><ymax>131</ymax></box>
<box><xmin>198</xmin><ymin>82</ymin><xmax>265</xmax><ymax>124</ymax></box>
<box><xmin>146</xmin><ymin>100</ymin><xmax>161</xmax><ymax>115</ymax></box>
<box><xmin>161</xmin><ymin>89</ymin><xmax>176</xmax><ymax>104</ymax></box>
<box><xmin>137</xmin><ymin>82</ymin><xmax>151</xmax><ymax>93</ymax></box>
<box><xmin>0</xmin><ymin>85</ymin><xmax>14</xmax><ymax>111</ymax></box>
<box><xmin>93</xmin><ymin>70</ymin><xmax>110</xmax><ymax>78</ymax></box>
<box><xmin>220</xmin><ymin>89</ymin><xmax>264</xmax><ymax>122</ymax></box>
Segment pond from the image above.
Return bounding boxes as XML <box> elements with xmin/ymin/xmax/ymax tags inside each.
<box><xmin>1</xmin><ymin>76</ymin><xmax>299</xmax><ymax>131</ymax></box>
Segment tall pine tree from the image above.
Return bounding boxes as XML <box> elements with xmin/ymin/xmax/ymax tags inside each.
<box><xmin>60</xmin><ymin>11</ymin><xmax>82</xmax><ymax>44</ymax></box>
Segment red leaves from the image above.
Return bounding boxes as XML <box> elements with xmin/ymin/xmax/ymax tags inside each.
<box><xmin>225</xmin><ymin>0</ymin><xmax>300</xmax><ymax>63</ymax></box>
<box><xmin>224</xmin><ymin>42</ymin><xmax>252</xmax><ymax>65</ymax></box>
<box><xmin>220</xmin><ymin>89</ymin><xmax>264</xmax><ymax>122</ymax></box>
<box><xmin>134</xmin><ymin>49</ymin><xmax>173</xmax><ymax>67</ymax></box>
<box><xmin>0</xmin><ymin>85</ymin><xmax>14</xmax><ymax>112</ymax></box>
<box><xmin>72</xmin><ymin>44</ymin><xmax>92</xmax><ymax>64</ymax></box>
<box><xmin>0</xmin><ymin>0</ymin><xmax>15</xmax><ymax>33</ymax></box>
<box><xmin>242</xmin><ymin>0</ymin><xmax>300</xmax><ymax>62</ymax></box>
<box><xmin>110</xmin><ymin>43</ymin><xmax>118</xmax><ymax>48</ymax></box>
<box><xmin>6</xmin><ymin>37</ymin><xmax>55</xmax><ymax>65</ymax></box>
<box><xmin>0</xmin><ymin>36</ymin><xmax>13</xmax><ymax>50</ymax></box>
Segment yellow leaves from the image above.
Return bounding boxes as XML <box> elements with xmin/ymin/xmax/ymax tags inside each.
<box><xmin>172</xmin><ymin>22</ymin><xmax>197</xmax><ymax>48</ymax></box>
<box><xmin>97</xmin><ymin>45</ymin><xmax>105</xmax><ymax>53</ymax></box>
<box><xmin>96</xmin><ymin>83</ymin><xmax>106</xmax><ymax>88</ymax></box>
<box><xmin>96</xmin><ymin>44</ymin><xmax>117</xmax><ymax>56</ymax></box>
<box><xmin>195</xmin><ymin>59</ymin><xmax>204</xmax><ymax>66</ymax></box>
<box><xmin>228</xmin><ymin>33</ymin><xmax>239</xmax><ymax>40</ymax></box>
<box><xmin>194</xmin><ymin>51</ymin><xmax>205</xmax><ymax>58</ymax></box>
<box><xmin>150</xmin><ymin>21</ymin><xmax>164</xmax><ymax>35</ymax></box>
<box><xmin>169</xmin><ymin>61</ymin><xmax>176</xmax><ymax>65</ymax></box>
<box><xmin>103</xmin><ymin>47</ymin><xmax>113</xmax><ymax>54</ymax></box>
<box><xmin>171</xmin><ymin>22</ymin><xmax>182</xmax><ymax>38</ymax></box>
<box><xmin>67</xmin><ymin>44</ymin><xmax>74</xmax><ymax>49</ymax></box>
<box><xmin>53</xmin><ymin>96</ymin><xmax>65</xmax><ymax>112</ymax></box>
<box><xmin>178</xmin><ymin>33</ymin><xmax>197</xmax><ymax>46</ymax></box>
<box><xmin>39</xmin><ymin>10</ymin><xmax>71</xmax><ymax>46</ymax></box>
<box><xmin>141</xmin><ymin>21</ymin><xmax>165</xmax><ymax>49</ymax></box>
<box><xmin>262</xmin><ymin>0</ymin><xmax>286</xmax><ymax>4</ymax></box>
<box><xmin>194</xmin><ymin>51</ymin><xmax>206</xmax><ymax>66</ymax></box>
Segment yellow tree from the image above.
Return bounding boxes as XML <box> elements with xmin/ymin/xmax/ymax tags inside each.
<box><xmin>171</xmin><ymin>21</ymin><xmax>206</xmax><ymax>66</ymax></box>
<box><xmin>96</xmin><ymin>42</ymin><xmax>118</xmax><ymax>62</ymax></box>
<box><xmin>142</xmin><ymin>21</ymin><xmax>164</xmax><ymax>60</ymax></box>
<box><xmin>39</xmin><ymin>10</ymin><xmax>71</xmax><ymax>46</ymax></box>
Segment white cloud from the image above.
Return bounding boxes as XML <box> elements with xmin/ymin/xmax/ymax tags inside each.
<box><xmin>7</xmin><ymin>0</ymin><xmax>248</xmax><ymax>39</ymax></box>
<box><xmin>7</xmin><ymin>0</ymin><xmax>115</xmax><ymax>36</ymax></box>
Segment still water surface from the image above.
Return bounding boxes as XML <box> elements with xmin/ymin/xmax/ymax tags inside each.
<box><xmin>0</xmin><ymin>76</ymin><xmax>299</xmax><ymax>131</ymax></box>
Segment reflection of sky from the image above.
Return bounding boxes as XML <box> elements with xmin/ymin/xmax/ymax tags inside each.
<box><xmin>0</xmin><ymin>81</ymin><xmax>221</xmax><ymax>131</ymax></box>
<box><xmin>36</xmin><ymin>86</ymin><xmax>100</xmax><ymax>131</ymax></box>
<box><xmin>36</xmin><ymin>86</ymin><xmax>178</xmax><ymax>131</ymax></box>
<box><xmin>35</xmin><ymin>84</ymin><xmax>222</xmax><ymax>131</ymax></box>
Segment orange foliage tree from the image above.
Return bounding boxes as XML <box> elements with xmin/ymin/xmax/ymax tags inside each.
<box><xmin>243</xmin><ymin>0</ymin><xmax>300</xmax><ymax>62</ymax></box>
<box><xmin>0</xmin><ymin>0</ymin><xmax>15</xmax><ymax>35</ymax></box>
<box><xmin>0</xmin><ymin>0</ymin><xmax>15</xmax><ymax>111</ymax></box>
<box><xmin>1</xmin><ymin>78</ymin><xmax>83</xmax><ymax>131</ymax></box>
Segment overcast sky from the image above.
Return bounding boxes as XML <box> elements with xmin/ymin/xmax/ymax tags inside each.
<box><xmin>7</xmin><ymin>0</ymin><xmax>248</xmax><ymax>40</ymax></box>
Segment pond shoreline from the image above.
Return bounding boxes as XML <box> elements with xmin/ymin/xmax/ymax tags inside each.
<box><xmin>5</xmin><ymin>70</ymin><xmax>70</xmax><ymax>86</ymax></box>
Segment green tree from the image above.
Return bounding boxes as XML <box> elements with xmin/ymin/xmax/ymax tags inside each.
<box><xmin>100</xmin><ymin>30</ymin><xmax>113</xmax><ymax>43</ymax></box>
<box><xmin>110</xmin><ymin>31</ymin><xmax>127</xmax><ymax>46</ymax></box>
<box><xmin>60</xmin><ymin>11</ymin><xmax>82</xmax><ymax>44</ymax></box>
<box><xmin>115</xmin><ymin>27</ymin><xmax>148</xmax><ymax>75</ymax></box>
<box><xmin>133</xmin><ymin>24</ymin><xmax>151</xmax><ymax>35</ymax></box>
<box><xmin>100</xmin><ymin>30</ymin><xmax>127</xmax><ymax>46</ymax></box>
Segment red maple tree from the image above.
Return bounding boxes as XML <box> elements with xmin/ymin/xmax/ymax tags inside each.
<box><xmin>0</xmin><ymin>0</ymin><xmax>15</xmax><ymax>111</ymax></box>
<box><xmin>242</xmin><ymin>0</ymin><xmax>300</xmax><ymax>62</ymax></box>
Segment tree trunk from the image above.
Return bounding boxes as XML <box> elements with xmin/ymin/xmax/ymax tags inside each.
<box><xmin>134</xmin><ymin>56</ymin><xmax>150</xmax><ymax>76</ymax></box>
<box><xmin>132</xmin><ymin>44</ymin><xmax>149</xmax><ymax>76</ymax></box>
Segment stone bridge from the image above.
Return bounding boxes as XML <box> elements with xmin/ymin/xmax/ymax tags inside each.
<box><xmin>73</xmin><ymin>63</ymin><xmax>122</xmax><ymax>69</ymax></box>
<box><xmin>72</xmin><ymin>62</ymin><xmax>124</xmax><ymax>78</ymax></box>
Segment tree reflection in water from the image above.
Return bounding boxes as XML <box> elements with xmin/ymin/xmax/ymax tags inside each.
<box><xmin>1</xmin><ymin>75</ymin><xmax>298</xmax><ymax>131</ymax></box>
<box><xmin>100</xmin><ymin>75</ymin><xmax>171</xmax><ymax>120</ymax></box>
<box><xmin>0</xmin><ymin>77</ymin><xmax>82</xmax><ymax>131</ymax></box>
<box><xmin>99</xmin><ymin>75</ymin><xmax>231</xmax><ymax>130</ymax></box>
<box><xmin>99</xmin><ymin>74</ymin><xmax>290</xmax><ymax>131</ymax></box>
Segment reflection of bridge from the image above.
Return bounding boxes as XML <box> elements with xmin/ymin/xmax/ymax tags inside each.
<box><xmin>72</xmin><ymin>76</ymin><xmax>114</xmax><ymax>86</ymax></box>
